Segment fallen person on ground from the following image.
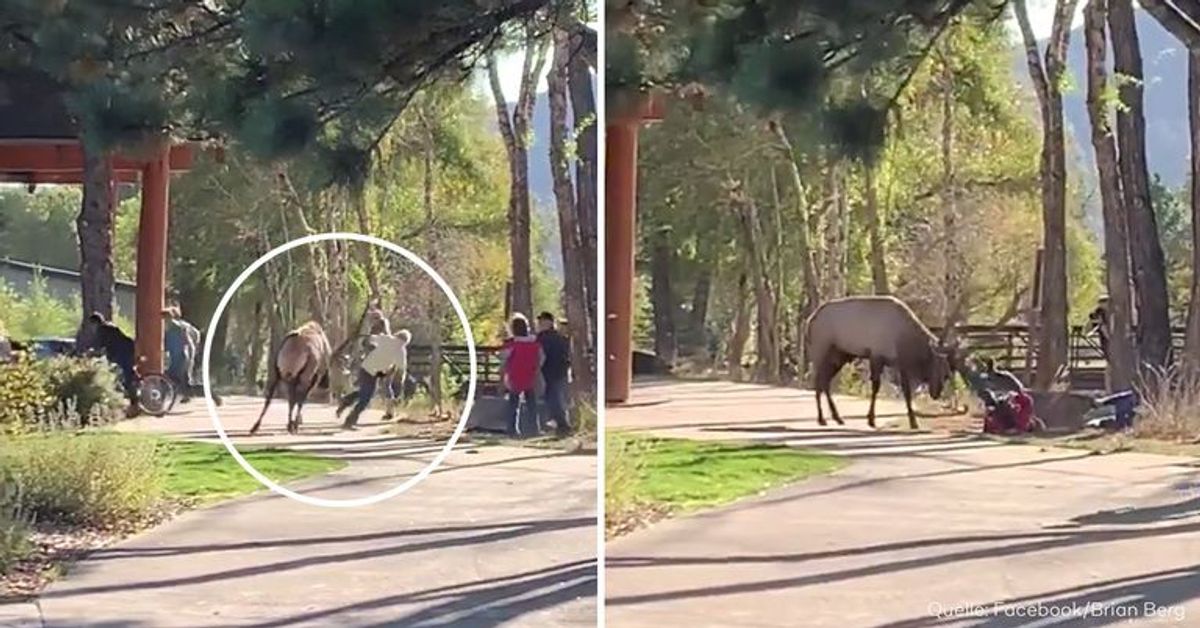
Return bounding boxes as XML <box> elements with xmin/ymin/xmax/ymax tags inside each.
<box><xmin>1083</xmin><ymin>390</ymin><xmax>1139</xmax><ymax>430</ymax></box>
<box><xmin>962</xmin><ymin>357</ymin><xmax>1042</xmax><ymax>435</ymax></box>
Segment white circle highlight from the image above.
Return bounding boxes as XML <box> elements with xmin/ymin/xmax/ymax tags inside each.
<box><xmin>200</xmin><ymin>232</ymin><xmax>477</xmax><ymax>508</ymax></box>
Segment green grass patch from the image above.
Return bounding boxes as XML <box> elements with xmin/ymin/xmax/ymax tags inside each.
<box><xmin>160</xmin><ymin>440</ymin><xmax>346</xmax><ymax>504</ymax></box>
<box><xmin>607</xmin><ymin>432</ymin><xmax>845</xmax><ymax>535</ymax></box>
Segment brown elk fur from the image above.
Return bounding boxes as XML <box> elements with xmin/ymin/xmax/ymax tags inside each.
<box><xmin>805</xmin><ymin>296</ymin><xmax>954</xmax><ymax>430</ymax></box>
<box><xmin>250</xmin><ymin>321</ymin><xmax>332</xmax><ymax>435</ymax></box>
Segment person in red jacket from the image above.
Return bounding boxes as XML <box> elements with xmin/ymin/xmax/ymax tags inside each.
<box><xmin>501</xmin><ymin>314</ymin><xmax>543</xmax><ymax>438</ymax></box>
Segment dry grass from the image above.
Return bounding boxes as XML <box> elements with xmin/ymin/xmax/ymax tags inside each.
<box><xmin>1133</xmin><ymin>366</ymin><xmax>1200</xmax><ymax>442</ymax></box>
<box><xmin>387</xmin><ymin>398</ymin><xmax>464</xmax><ymax>440</ymax></box>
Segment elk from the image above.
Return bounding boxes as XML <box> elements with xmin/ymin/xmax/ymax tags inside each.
<box><xmin>250</xmin><ymin>321</ymin><xmax>332</xmax><ymax>435</ymax></box>
<box><xmin>805</xmin><ymin>296</ymin><xmax>956</xmax><ymax>430</ymax></box>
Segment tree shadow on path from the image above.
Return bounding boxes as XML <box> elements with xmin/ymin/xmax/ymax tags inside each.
<box><xmin>248</xmin><ymin>559</ymin><xmax>597</xmax><ymax>628</ymax></box>
<box><xmin>42</xmin><ymin>516</ymin><xmax>592</xmax><ymax>600</ymax></box>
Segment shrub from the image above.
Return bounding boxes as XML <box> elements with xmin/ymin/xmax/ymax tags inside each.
<box><xmin>574</xmin><ymin>399</ymin><xmax>597</xmax><ymax>439</ymax></box>
<box><xmin>1134</xmin><ymin>366</ymin><xmax>1200</xmax><ymax>441</ymax></box>
<box><xmin>0</xmin><ymin>431</ymin><xmax>166</xmax><ymax>527</ymax></box>
<box><xmin>0</xmin><ymin>277</ymin><xmax>77</xmax><ymax>339</ymax></box>
<box><xmin>0</xmin><ymin>465</ymin><xmax>31</xmax><ymax>574</ymax></box>
<box><xmin>36</xmin><ymin>356</ymin><xmax>126</xmax><ymax>428</ymax></box>
<box><xmin>604</xmin><ymin>432</ymin><xmax>647</xmax><ymax>533</ymax></box>
<box><xmin>0</xmin><ymin>358</ymin><xmax>53</xmax><ymax>433</ymax></box>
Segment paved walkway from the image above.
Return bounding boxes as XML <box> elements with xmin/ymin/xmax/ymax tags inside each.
<box><xmin>16</xmin><ymin>396</ymin><xmax>597</xmax><ymax>627</ymax></box>
<box><xmin>607</xmin><ymin>379</ymin><xmax>1200</xmax><ymax>627</ymax></box>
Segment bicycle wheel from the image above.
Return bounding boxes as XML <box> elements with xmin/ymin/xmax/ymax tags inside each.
<box><xmin>138</xmin><ymin>373</ymin><xmax>177</xmax><ymax>417</ymax></box>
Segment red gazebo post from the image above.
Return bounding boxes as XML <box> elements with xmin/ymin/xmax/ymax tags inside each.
<box><xmin>0</xmin><ymin>70</ymin><xmax>195</xmax><ymax>375</ymax></box>
<box><xmin>605</xmin><ymin>93</ymin><xmax>663</xmax><ymax>404</ymax></box>
<box><xmin>133</xmin><ymin>145</ymin><xmax>171</xmax><ymax>374</ymax></box>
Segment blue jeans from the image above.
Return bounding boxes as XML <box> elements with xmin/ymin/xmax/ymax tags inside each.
<box><xmin>340</xmin><ymin>368</ymin><xmax>396</xmax><ymax>427</ymax></box>
<box><xmin>507</xmin><ymin>389</ymin><xmax>538</xmax><ymax>437</ymax></box>
<box><xmin>543</xmin><ymin>376</ymin><xmax>571</xmax><ymax>436</ymax></box>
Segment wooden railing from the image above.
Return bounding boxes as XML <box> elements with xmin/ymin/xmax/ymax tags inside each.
<box><xmin>931</xmin><ymin>324</ymin><xmax>1188</xmax><ymax>389</ymax></box>
<box><xmin>406</xmin><ymin>345</ymin><xmax>505</xmax><ymax>397</ymax></box>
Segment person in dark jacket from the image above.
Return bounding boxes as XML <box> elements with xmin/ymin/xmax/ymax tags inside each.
<box><xmin>1088</xmin><ymin>296</ymin><xmax>1110</xmax><ymax>357</ymax></box>
<box><xmin>89</xmin><ymin>313</ymin><xmax>138</xmax><ymax>404</ymax></box>
<box><xmin>536</xmin><ymin>311</ymin><xmax>572</xmax><ymax>437</ymax></box>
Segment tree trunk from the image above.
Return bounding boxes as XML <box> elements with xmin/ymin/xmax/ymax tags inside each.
<box><xmin>689</xmin><ymin>268</ymin><xmax>712</xmax><ymax>354</ymax></box>
<box><xmin>941</xmin><ymin>53</ymin><xmax>961</xmax><ymax>327</ymax></box>
<box><xmin>771</xmin><ymin>121</ymin><xmax>821</xmax><ymax>329</ymax></box>
<box><xmin>423</xmin><ymin>116</ymin><xmax>444</xmax><ymax>415</ymax></box>
<box><xmin>1110</xmin><ymin>0</ymin><xmax>1173</xmax><ymax>369</ymax></box>
<box><xmin>731</xmin><ymin>185</ymin><xmax>779</xmax><ymax>382</ymax></box>
<box><xmin>549</xmin><ymin>26</ymin><xmax>594</xmax><ymax>397</ymax></box>
<box><xmin>864</xmin><ymin>162</ymin><xmax>890</xmax><ymax>294</ymax></box>
<box><xmin>352</xmin><ymin>186</ymin><xmax>382</xmax><ymax>303</ymax></box>
<box><xmin>826</xmin><ymin>163</ymin><xmax>849</xmax><ymax>298</ymax></box>
<box><xmin>728</xmin><ymin>272</ymin><xmax>752</xmax><ymax>381</ymax></box>
<box><xmin>649</xmin><ymin>227</ymin><xmax>677</xmax><ymax>365</ymax></box>
<box><xmin>75</xmin><ymin>146</ymin><xmax>116</xmax><ymax>350</ymax></box>
<box><xmin>1085</xmin><ymin>0</ymin><xmax>1138</xmax><ymax>392</ymax></box>
<box><xmin>487</xmin><ymin>36</ymin><xmax>548</xmax><ymax>319</ymax></box>
<box><xmin>1015</xmin><ymin>0</ymin><xmax>1076</xmax><ymax>390</ymax></box>
<box><xmin>568</xmin><ymin>19</ymin><xmax>598</xmax><ymax>333</ymax></box>
<box><xmin>247</xmin><ymin>298</ymin><xmax>264</xmax><ymax>393</ymax></box>
<box><xmin>1187</xmin><ymin>49</ymin><xmax>1200</xmax><ymax>374</ymax></box>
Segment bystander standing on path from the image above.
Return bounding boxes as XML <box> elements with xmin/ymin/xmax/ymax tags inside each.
<box><xmin>501</xmin><ymin>313</ymin><xmax>542</xmax><ymax>438</ymax></box>
<box><xmin>536</xmin><ymin>311</ymin><xmax>573</xmax><ymax>437</ymax></box>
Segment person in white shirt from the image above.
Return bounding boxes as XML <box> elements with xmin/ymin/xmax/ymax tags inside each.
<box><xmin>337</xmin><ymin>310</ymin><xmax>411</xmax><ymax>429</ymax></box>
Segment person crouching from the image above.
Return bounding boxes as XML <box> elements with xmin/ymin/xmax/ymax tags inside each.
<box><xmin>338</xmin><ymin>324</ymin><xmax>412</xmax><ymax>430</ymax></box>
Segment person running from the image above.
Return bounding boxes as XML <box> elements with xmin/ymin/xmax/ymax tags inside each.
<box><xmin>501</xmin><ymin>314</ymin><xmax>543</xmax><ymax>438</ymax></box>
<box><xmin>162</xmin><ymin>307</ymin><xmax>198</xmax><ymax>399</ymax></box>
<box><xmin>338</xmin><ymin>312</ymin><xmax>411</xmax><ymax>429</ymax></box>
<box><xmin>536</xmin><ymin>311</ymin><xmax>572</xmax><ymax>437</ymax></box>
<box><xmin>161</xmin><ymin>307</ymin><xmax>222</xmax><ymax>405</ymax></box>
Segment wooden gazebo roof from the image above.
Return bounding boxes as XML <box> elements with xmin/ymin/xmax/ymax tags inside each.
<box><xmin>0</xmin><ymin>69</ymin><xmax>195</xmax><ymax>184</ymax></box>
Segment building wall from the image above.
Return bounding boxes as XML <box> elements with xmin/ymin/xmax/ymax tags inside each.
<box><xmin>0</xmin><ymin>261</ymin><xmax>136</xmax><ymax>320</ymax></box>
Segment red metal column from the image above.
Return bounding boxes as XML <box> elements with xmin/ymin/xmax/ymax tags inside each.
<box><xmin>606</xmin><ymin>122</ymin><xmax>639</xmax><ymax>403</ymax></box>
<box><xmin>134</xmin><ymin>147</ymin><xmax>170</xmax><ymax>374</ymax></box>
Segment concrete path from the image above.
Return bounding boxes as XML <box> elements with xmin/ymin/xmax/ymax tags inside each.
<box><xmin>27</xmin><ymin>396</ymin><xmax>597</xmax><ymax>627</ymax></box>
<box><xmin>607</xmin><ymin>379</ymin><xmax>1200</xmax><ymax>627</ymax></box>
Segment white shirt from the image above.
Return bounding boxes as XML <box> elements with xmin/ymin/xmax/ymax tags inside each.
<box><xmin>361</xmin><ymin>334</ymin><xmax>408</xmax><ymax>376</ymax></box>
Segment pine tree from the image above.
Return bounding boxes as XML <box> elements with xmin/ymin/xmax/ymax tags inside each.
<box><xmin>606</xmin><ymin>0</ymin><xmax>988</xmax><ymax>154</ymax></box>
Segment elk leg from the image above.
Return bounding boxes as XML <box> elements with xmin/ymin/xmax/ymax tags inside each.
<box><xmin>294</xmin><ymin>374</ymin><xmax>320</xmax><ymax>433</ymax></box>
<box><xmin>250</xmin><ymin>372</ymin><xmax>281</xmax><ymax>436</ymax></box>
<box><xmin>822</xmin><ymin>355</ymin><xmax>846</xmax><ymax>426</ymax></box>
<box><xmin>813</xmin><ymin>357</ymin><xmax>834</xmax><ymax>426</ymax></box>
<box><xmin>287</xmin><ymin>379</ymin><xmax>302</xmax><ymax>434</ymax></box>
<box><xmin>868</xmin><ymin>358</ymin><xmax>885</xmax><ymax>429</ymax></box>
<box><xmin>900</xmin><ymin>373</ymin><xmax>918</xmax><ymax>430</ymax></box>
<box><xmin>813</xmin><ymin>379</ymin><xmax>826</xmax><ymax>427</ymax></box>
